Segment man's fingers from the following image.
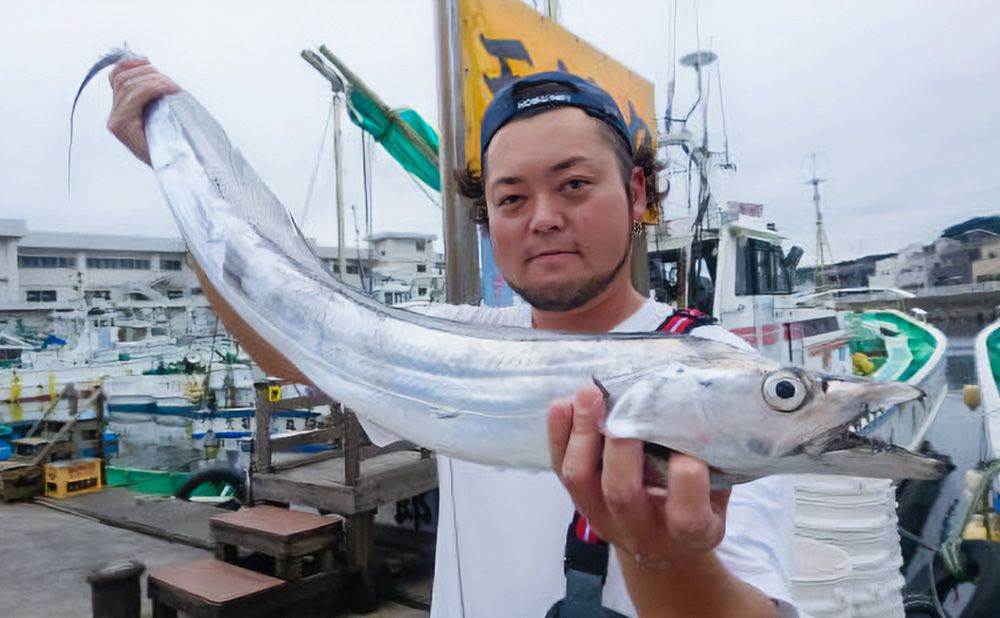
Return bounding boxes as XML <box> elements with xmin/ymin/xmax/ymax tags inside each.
<box><xmin>559</xmin><ymin>385</ymin><xmax>606</xmax><ymax>516</ymax></box>
<box><xmin>664</xmin><ymin>454</ymin><xmax>724</xmax><ymax>549</ymax></box>
<box><xmin>547</xmin><ymin>399</ymin><xmax>572</xmax><ymax>473</ymax></box>
<box><xmin>109</xmin><ymin>58</ymin><xmax>149</xmax><ymax>84</ymax></box>
<box><xmin>709</xmin><ymin>487</ymin><xmax>732</xmax><ymax>517</ymax></box>
<box><xmin>601</xmin><ymin>436</ymin><xmax>656</xmax><ymax>538</ymax></box>
<box><xmin>120</xmin><ymin>73</ymin><xmax>180</xmax><ymax>106</ymax></box>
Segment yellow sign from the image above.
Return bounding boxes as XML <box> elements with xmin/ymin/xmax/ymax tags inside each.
<box><xmin>267</xmin><ymin>384</ymin><xmax>282</xmax><ymax>402</ymax></box>
<box><xmin>458</xmin><ymin>0</ymin><xmax>657</xmax><ymax>191</ymax></box>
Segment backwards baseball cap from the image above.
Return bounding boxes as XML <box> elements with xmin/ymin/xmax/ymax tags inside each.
<box><xmin>479</xmin><ymin>71</ymin><xmax>633</xmax><ymax>164</ymax></box>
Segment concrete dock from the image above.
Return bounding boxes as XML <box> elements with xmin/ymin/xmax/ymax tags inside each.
<box><xmin>0</xmin><ymin>499</ymin><xmax>429</xmax><ymax>617</ymax></box>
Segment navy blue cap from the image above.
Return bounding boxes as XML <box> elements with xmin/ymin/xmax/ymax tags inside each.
<box><xmin>479</xmin><ymin>72</ymin><xmax>633</xmax><ymax>163</ymax></box>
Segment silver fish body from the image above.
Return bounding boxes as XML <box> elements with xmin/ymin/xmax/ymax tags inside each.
<box><xmin>78</xmin><ymin>50</ymin><xmax>950</xmax><ymax>484</ymax></box>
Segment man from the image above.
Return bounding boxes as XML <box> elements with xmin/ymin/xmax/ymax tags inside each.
<box><xmin>109</xmin><ymin>61</ymin><xmax>795</xmax><ymax>617</ymax></box>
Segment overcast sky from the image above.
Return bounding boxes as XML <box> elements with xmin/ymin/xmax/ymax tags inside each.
<box><xmin>1</xmin><ymin>0</ymin><xmax>997</xmax><ymax>265</ymax></box>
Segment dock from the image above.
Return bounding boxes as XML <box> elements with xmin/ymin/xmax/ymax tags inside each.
<box><xmin>0</xmin><ymin>496</ymin><xmax>431</xmax><ymax>617</ymax></box>
<box><xmin>0</xmin><ymin>383</ymin><xmax>438</xmax><ymax>616</ymax></box>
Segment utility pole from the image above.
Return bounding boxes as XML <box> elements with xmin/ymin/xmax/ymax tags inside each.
<box><xmin>807</xmin><ymin>153</ymin><xmax>834</xmax><ymax>292</ymax></box>
<box><xmin>435</xmin><ymin>0</ymin><xmax>481</xmax><ymax>304</ymax></box>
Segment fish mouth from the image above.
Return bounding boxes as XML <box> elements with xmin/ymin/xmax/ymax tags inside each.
<box><xmin>789</xmin><ymin>384</ymin><xmax>952</xmax><ymax>480</ymax></box>
<box><xmin>799</xmin><ymin>378</ymin><xmax>924</xmax><ymax>458</ymax></box>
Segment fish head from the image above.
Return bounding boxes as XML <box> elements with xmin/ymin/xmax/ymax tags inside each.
<box><xmin>761</xmin><ymin>368</ymin><xmax>921</xmax><ymax>455</ymax></box>
<box><xmin>604</xmin><ymin>363</ymin><xmax>950</xmax><ymax>483</ymax></box>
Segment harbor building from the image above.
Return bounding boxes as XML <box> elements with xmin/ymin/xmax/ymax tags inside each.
<box><xmin>0</xmin><ymin>219</ymin><xmax>445</xmax><ymax>340</ymax></box>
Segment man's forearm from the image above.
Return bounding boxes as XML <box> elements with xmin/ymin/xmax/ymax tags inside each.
<box><xmin>615</xmin><ymin>546</ymin><xmax>780</xmax><ymax>618</ymax></box>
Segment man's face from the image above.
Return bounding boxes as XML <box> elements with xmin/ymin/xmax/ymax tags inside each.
<box><xmin>483</xmin><ymin>107</ymin><xmax>643</xmax><ymax>311</ymax></box>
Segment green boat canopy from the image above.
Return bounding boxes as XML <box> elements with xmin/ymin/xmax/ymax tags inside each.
<box><xmin>318</xmin><ymin>46</ymin><xmax>441</xmax><ymax>192</ymax></box>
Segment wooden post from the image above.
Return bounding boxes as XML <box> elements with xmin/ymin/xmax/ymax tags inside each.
<box><xmin>343</xmin><ymin>409</ymin><xmax>360</xmax><ymax>487</ymax></box>
<box><xmin>67</xmin><ymin>383</ymin><xmax>79</xmax><ymax>417</ymax></box>
<box><xmin>94</xmin><ymin>388</ymin><xmax>107</xmax><ymax>486</ymax></box>
<box><xmin>346</xmin><ymin>510</ymin><xmax>378</xmax><ymax>612</ymax></box>
<box><xmin>436</xmin><ymin>0</ymin><xmax>482</xmax><ymax>304</ymax></box>
<box><xmin>253</xmin><ymin>381</ymin><xmax>273</xmax><ymax>475</ymax></box>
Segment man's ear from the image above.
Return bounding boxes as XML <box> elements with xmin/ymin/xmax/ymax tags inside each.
<box><xmin>629</xmin><ymin>166</ymin><xmax>647</xmax><ymax>222</ymax></box>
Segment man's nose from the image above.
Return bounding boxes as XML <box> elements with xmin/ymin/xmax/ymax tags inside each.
<box><xmin>529</xmin><ymin>192</ymin><xmax>564</xmax><ymax>234</ymax></box>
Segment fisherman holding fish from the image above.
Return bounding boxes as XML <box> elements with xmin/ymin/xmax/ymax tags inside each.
<box><xmin>108</xmin><ymin>61</ymin><xmax>795</xmax><ymax>617</ymax></box>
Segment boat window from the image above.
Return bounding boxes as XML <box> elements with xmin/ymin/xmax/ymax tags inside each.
<box><xmin>801</xmin><ymin>316</ymin><xmax>840</xmax><ymax>337</ymax></box>
<box><xmin>736</xmin><ymin>238</ymin><xmax>794</xmax><ymax>296</ymax></box>
<box><xmin>648</xmin><ymin>248</ymin><xmax>685</xmax><ymax>306</ymax></box>
<box><xmin>648</xmin><ymin>240</ymin><xmax>718</xmax><ymax>312</ymax></box>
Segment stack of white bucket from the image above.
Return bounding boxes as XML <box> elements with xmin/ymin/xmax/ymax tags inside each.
<box><xmin>791</xmin><ymin>475</ymin><xmax>906</xmax><ymax>618</ymax></box>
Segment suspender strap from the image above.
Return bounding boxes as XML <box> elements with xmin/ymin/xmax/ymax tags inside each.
<box><xmin>656</xmin><ymin>308</ymin><xmax>716</xmax><ymax>334</ymax></box>
<box><xmin>563</xmin><ymin>511</ymin><xmax>610</xmax><ymax>581</ymax></box>
<box><xmin>546</xmin><ymin>512</ymin><xmax>628</xmax><ymax>618</ymax></box>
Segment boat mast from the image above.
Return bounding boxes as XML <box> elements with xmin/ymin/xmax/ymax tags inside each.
<box><xmin>300</xmin><ymin>51</ymin><xmax>348</xmax><ymax>281</ymax></box>
<box><xmin>807</xmin><ymin>153</ymin><xmax>834</xmax><ymax>291</ymax></box>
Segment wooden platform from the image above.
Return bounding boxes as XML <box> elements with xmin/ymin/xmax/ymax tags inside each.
<box><xmin>253</xmin><ymin>451</ymin><xmax>437</xmax><ymax>515</ymax></box>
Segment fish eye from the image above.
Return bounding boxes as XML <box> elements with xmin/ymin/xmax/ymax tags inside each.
<box><xmin>762</xmin><ymin>372</ymin><xmax>807</xmax><ymax>412</ymax></box>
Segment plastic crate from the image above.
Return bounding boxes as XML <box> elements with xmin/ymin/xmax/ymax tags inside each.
<box><xmin>44</xmin><ymin>458</ymin><xmax>102</xmax><ymax>498</ymax></box>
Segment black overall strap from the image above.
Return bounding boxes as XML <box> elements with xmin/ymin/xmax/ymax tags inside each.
<box><xmin>546</xmin><ymin>512</ymin><xmax>625</xmax><ymax>618</ymax></box>
<box><xmin>547</xmin><ymin>308</ymin><xmax>715</xmax><ymax>618</ymax></box>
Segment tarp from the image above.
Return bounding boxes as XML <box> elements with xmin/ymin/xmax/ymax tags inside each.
<box><xmin>345</xmin><ymin>90</ymin><xmax>441</xmax><ymax>191</ymax></box>
<box><xmin>317</xmin><ymin>46</ymin><xmax>441</xmax><ymax>192</ymax></box>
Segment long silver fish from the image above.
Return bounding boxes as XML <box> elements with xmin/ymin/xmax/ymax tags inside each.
<box><xmin>75</xmin><ymin>50</ymin><xmax>950</xmax><ymax>485</ymax></box>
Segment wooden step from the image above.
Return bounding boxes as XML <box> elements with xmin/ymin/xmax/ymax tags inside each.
<box><xmin>210</xmin><ymin>505</ymin><xmax>341</xmax><ymax>542</ymax></box>
<box><xmin>149</xmin><ymin>559</ymin><xmax>284</xmax><ymax>605</ymax></box>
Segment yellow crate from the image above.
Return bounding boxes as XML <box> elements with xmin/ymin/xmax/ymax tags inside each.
<box><xmin>44</xmin><ymin>458</ymin><xmax>102</xmax><ymax>499</ymax></box>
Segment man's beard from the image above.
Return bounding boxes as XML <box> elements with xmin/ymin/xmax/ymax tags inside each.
<box><xmin>507</xmin><ymin>243</ymin><xmax>632</xmax><ymax>312</ymax></box>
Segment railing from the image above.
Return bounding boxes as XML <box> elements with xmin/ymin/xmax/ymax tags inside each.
<box><xmin>249</xmin><ymin>379</ymin><xmax>429</xmax><ymax>496</ymax></box>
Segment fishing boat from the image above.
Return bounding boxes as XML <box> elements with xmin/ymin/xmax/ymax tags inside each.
<box><xmin>975</xmin><ymin>317</ymin><xmax>1000</xmax><ymax>456</ymax></box>
<box><xmin>639</xmin><ymin>31</ymin><xmax>950</xmax><ymax>609</ymax></box>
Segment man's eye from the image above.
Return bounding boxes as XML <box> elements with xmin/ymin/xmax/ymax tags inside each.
<box><xmin>562</xmin><ymin>179</ymin><xmax>590</xmax><ymax>191</ymax></box>
<box><xmin>498</xmin><ymin>195</ymin><xmax>523</xmax><ymax>206</ymax></box>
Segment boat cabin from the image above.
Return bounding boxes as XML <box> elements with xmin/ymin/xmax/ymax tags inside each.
<box><xmin>649</xmin><ymin>202</ymin><xmax>850</xmax><ymax>373</ymax></box>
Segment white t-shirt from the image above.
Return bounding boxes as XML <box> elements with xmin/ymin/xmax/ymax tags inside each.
<box><xmin>366</xmin><ymin>299</ymin><xmax>798</xmax><ymax>617</ymax></box>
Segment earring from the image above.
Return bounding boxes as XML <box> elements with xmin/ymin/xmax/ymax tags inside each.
<box><xmin>632</xmin><ymin>220</ymin><xmax>643</xmax><ymax>237</ymax></box>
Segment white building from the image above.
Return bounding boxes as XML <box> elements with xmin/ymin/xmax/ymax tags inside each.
<box><xmin>868</xmin><ymin>243</ymin><xmax>927</xmax><ymax>291</ymax></box>
<box><xmin>1</xmin><ymin>219</ymin><xmax>199</xmax><ymax>309</ymax></box>
<box><xmin>368</xmin><ymin>232</ymin><xmax>445</xmax><ymax>305</ymax></box>
<box><xmin>0</xmin><ymin>219</ymin><xmax>445</xmax><ymax>339</ymax></box>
